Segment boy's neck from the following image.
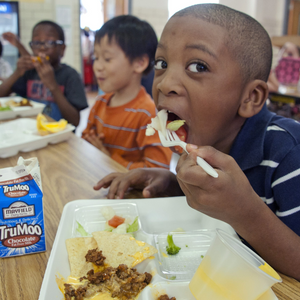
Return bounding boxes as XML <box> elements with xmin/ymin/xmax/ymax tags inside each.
<box><xmin>108</xmin><ymin>78</ymin><xmax>142</xmax><ymax>107</ymax></box>
<box><xmin>52</xmin><ymin>62</ymin><xmax>62</xmax><ymax>70</ymax></box>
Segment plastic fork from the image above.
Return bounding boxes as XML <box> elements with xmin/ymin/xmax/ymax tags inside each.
<box><xmin>158</xmin><ymin>130</ymin><xmax>218</xmax><ymax>178</ymax></box>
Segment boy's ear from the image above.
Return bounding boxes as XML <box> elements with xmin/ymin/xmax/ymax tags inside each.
<box><xmin>238</xmin><ymin>79</ymin><xmax>269</xmax><ymax>118</ymax></box>
<box><xmin>133</xmin><ymin>54</ymin><xmax>149</xmax><ymax>74</ymax></box>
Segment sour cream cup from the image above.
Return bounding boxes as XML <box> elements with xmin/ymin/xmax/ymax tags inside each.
<box><xmin>189</xmin><ymin>229</ymin><xmax>281</xmax><ymax>300</ymax></box>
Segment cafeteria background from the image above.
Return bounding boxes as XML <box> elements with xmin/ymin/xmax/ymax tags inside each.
<box><xmin>0</xmin><ymin>0</ymin><xmax>293</xmax><ymax>138</ymax></box>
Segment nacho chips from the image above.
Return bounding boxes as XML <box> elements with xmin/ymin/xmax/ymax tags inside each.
<box><xmin>65</xmin><ymin>237</ymin><xmax>98</xmax><ymax>277</ymax></box>
<box><xmin>92</xmin><ymin>231</ymin><xmax>157</xmax><ymax>268</ymax></box>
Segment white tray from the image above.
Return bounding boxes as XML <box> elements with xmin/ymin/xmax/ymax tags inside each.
<box><xmin>0</xmin><ymin>118</ymin><xmax>75</xmax><ymax>158</ymax></box>
<box><xmin>39</xmin><ymin>197</ymin><xmax>278</xmax><ymax>300</ymax></box>
<box><xmin>38</xmin><ymin>197</ymin><xmax>239</xmax><ymax>300</ymax></box>
<box><xmin>0</xmin><ymin>96</ymin><xmax>45</xmax><ymax>120</ymax></box>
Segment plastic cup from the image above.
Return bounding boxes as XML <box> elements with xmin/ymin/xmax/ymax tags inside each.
<box><xmin>189</xmin><ymin>229</ymin><xmax>282</xmax><ymax>300</ymax></box>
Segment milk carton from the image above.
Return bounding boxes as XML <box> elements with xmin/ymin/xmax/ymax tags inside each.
<box><xmin>0</xmin><ymin>157</ymin><xmax>46</xmax><ymax>257</ymax></box>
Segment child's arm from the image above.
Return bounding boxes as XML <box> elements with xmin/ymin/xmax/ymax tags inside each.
<box><xmin>94</xmin><ymin>168</ymin><xmax>183</xmax><ymax>199</ymax></box>
<box><xmin>33</xmin><ymin>56</ymin><xmax>80</xmax><ymax>126</ymax></box>
<box><xmin>2</xmin><ymin>32</ymin><xmax>31</xmax><ymax>57</ymax></box>
<box><xmin>0</xmin><ymin>56</ymin><xmax>33</xmax><ymax>97</ymax></box>
<box><xmin>176</xmin><ymin>145</ymin><xmax>300</xmax><ymax>280</ymax></box>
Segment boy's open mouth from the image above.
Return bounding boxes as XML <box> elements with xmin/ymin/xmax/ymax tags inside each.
<box><xmin>167</xmin><ymin>111</ymin><xmax>188</xmax><ymax>143</ymax></box>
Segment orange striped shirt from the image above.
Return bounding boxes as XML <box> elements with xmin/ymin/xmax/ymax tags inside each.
<box><xmin>82</xmin><ymin>87</ymin><xmax>172</xmax><ymax>170</ymax></box>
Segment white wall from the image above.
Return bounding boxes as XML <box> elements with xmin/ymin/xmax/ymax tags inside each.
<box><xmin>17</xmin><ymin>0</ymin><xmax>286</xmax><ymax>76</ymax></box>
<box><xmin>131</xmin><ymin>0</ymin><xmax>168</xmax><ymax>39</ymax></box>
<box><xmin>132</xmin><ymin>0</ymin><xmax>286</xmax><ymax>39</ymax></box>
<box><xmin>220</xmin><ymin>0</ymin><xmax>286</xmax><ymax>37</ymax></box>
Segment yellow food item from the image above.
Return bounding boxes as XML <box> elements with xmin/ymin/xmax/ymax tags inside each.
<box><xmin>259</xmin><ymin>262</ymin><xmax>281</xmax><ymax>280</ymax></box>
<box><xmin>167</xmin><ymin>120</ymin><xmax>185</xmax><ymax>131</ymax></box>
<box><xmin>36</xmin><ymin>113</ymin><xmax>67</xmax><ymax>136</ymax></box>
<box><xmin>31</xmin><ymin>56</ymin><xmax>50</xmax><ymax>63</ymax></box>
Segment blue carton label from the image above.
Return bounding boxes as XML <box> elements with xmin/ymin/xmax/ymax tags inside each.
<box><xmin>0</xmin><ymin>165</ymin><xmax>46</xmax><ymax>257</ymax></box>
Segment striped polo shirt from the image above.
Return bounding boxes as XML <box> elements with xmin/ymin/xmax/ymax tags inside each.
<box><xmin>82</xmin><ymin>87</ymin><xmax>172</xmax><ymax>170</ymax></box>
<box><xmin>230</xmin><ymin>104</ymin><xmax>300</xmax><ymax>235</ymax></box>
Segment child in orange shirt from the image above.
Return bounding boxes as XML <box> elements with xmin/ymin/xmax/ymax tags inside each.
<box><xmin>82</xmin><ymin>15</ymin><xmax>172</xmax><ymax>170</ymax></box>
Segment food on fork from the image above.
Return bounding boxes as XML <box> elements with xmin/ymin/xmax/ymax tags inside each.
<box><xmin>167</xmin><ymin>119</ymin><xmax>185</xmax><ymax>131</ymax></box>
<box><xmin>36</xmin><ymin>113</ymin><xmax>67</xmax><ymax>136</ymax></box>
<box><xmin>146</xmin><ymin>109</ymin><xmax>187</xmax><ymax>153</ymax></box>
<box><xmin>146</xmin><ymin>109</ymin><xmax>168</xmax><ymax>137</ymax></box>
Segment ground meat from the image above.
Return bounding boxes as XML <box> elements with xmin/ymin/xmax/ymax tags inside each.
<box><xmin>66</xmin><ymin>254</ymin><xmax>152</xmax><ymax>300</ymax></box>
<box><xmin>144</xmin><ymin>272</ymin><xmax>152</xmax><ymax>284</ymax></box>
<box><xmin>64</xmin><ymin>284</ymin><xmax>75</xmax><ymax>299</ymax></box>
<box><xmin>158</xmin><ymin>294</ymin><xmax>176</xmax><ymax>300</ymax></box>
<box><xmin>109</xmin><ymin>266</ymin><xmax>152</xmax><ymax>300</ymax></box>
<box><xmin>64</xmin><ymin>283</ymin><xmax>87</xmax><ymax>300</ymax></box>
<box><xmin>87</xmin><ymin>267</ymin><xmax>116</xmax><ymax>284</ymax></box>
<box><xmin>85</xmin><ymin>248</ymin><xmax>106</xmax><ymax>266</ymax></box>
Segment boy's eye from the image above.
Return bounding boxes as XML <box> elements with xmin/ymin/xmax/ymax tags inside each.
<box><xmin>187</xmin><ymin>62</ymin><xmax>208</xmax><ymax>73</ymax></box>
<box><xmin>154</xmin><ymin>60</ymin><xmax>167</xmax><ymax>70</ymax></box>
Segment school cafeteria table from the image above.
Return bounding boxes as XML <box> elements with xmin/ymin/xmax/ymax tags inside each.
<box><xmin>0</xmin><ymin>133</ymin><xmax>299</xmax><ymax>300</ymax></box>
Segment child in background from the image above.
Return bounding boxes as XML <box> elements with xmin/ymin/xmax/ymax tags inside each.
<box><xmin>94</xmin><ymin>4</ymin><xmax>300</xmax><ymax>280</ymax></box>
<box><xmin>82</xmin><ymin>15</ymin><xmax>172</xmax><ymax>170</ymax></box>
<box><xmin>0</xmin><ymin>40</ymin><xmax>13</xmax><ymax>81</ymax></box>
<box><xmin>0</xmin><ymin>21</ymin><xmax>88</xmax><ymax>126</ymax></box>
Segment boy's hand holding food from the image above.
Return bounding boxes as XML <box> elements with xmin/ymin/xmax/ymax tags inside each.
<box><xmin>32</xmin><ymin>53</ymin><xmax>57</xmax><ymax>92</ymax></box>
<box><xmin>15</xmin><ymin>56</ymin><xmax>34</xmax><ymax>77</ymax></box>
<box><xmin>176</xmin><ymin>145</ymin><xmax>266</xmax><ymax>226</ymax></box>
<box><xmin>94</xmin><ymin>168</ymin><xmax>183</xmax><ymax>199</ymax></box>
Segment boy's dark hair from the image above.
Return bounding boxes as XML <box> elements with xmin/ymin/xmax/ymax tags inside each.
<box><xmin>32</xmin><ymin>20</ymin><xmax>65</xmax><ymax>43</ymax></box>
<box><xmin>95</xmin><ymin>15</ymin><xmax>157</xmax><ymax>75</ymax></box>
<box><xmin>0</xmin><ymin>40</ymin><xmax>2</xmax><ymax>57</ymax></box>
<box><xmin>174</xmin><ymin>4</ymin><xmax>272</xmax><ymax>83</ymax></box>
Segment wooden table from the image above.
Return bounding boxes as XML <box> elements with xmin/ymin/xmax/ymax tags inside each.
<box><xmin>0</xmin><ymin>134</ymin><xmax>299</xmax><ymax>300</ymax></box>
<box><xmin>0</xmin><ymin>134</ymin><xmax>128</xmax><ymax>300</ymax></box>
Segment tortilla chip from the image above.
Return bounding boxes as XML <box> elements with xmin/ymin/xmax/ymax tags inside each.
<box><xmin>65</xmin><ymin>237</ymin><xmax>98</xmax><ymax>277</ymax></box>
<box><xmin>92</xmin><ymin>231</ymin><xmax>157</xmax><ymax>268</ymax></box>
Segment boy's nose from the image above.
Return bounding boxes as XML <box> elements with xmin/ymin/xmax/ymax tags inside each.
<box><xmin>156</xmin><ymin>69</ymin><xmax>184</xmax><ymax>96</ymax></box>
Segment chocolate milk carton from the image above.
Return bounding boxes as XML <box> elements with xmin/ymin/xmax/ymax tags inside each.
<box><xmin>0</xmin><ymin>157</ymin><xmax>46</xmax><ymax>257</ymax></box>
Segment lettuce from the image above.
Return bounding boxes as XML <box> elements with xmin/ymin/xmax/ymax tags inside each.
<box><xmin>76</xmin><ymin>221</ymin><xmax>89</xmax><ymax>236</ymax></box>
<box><xmin>127</xmin><ymin>216</ymin><xmax>139</xmax><ymax>233</ymax></box>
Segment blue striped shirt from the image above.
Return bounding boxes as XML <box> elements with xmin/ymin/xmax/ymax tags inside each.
<box><xmin>230</xmin><ymin>104</ymin><xmax>300</xmax><ymax>236</ymax></box>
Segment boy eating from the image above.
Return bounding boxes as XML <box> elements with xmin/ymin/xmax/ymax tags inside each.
<box><xmin>0</xmin><ymin>21</ymin><xmax>87</xmax><ymax>126</ymax></box>
<box><xmin>94</xmin><ymin>4</ymin><xmax>300</xmax><ymax>280</ymax></box>
<box><xmin>82</xmin><ymin>15</ymin><xmax>172</xmax><ymax>170</ymax></box>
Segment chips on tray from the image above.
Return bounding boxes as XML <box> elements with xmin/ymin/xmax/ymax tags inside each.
<box><xmin>66</xmin><ymin>237</ymin><xmax>98</xmax><ymax>277</ymax></box>
<box><xmin>61</xmin><ymin>231</ymin><xmax>157</xmax><ymax>300</ymax></box>
<box><xmin>92</xmin><ymin>231</ymin><xmax>157</xmax><ymax>268</ymax></box>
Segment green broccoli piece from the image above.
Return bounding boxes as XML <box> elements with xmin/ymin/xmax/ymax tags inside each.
<box><xmin>166</xmin><ymin>234</ymin><xmax>181</xmax><ymax>255</ymax></box>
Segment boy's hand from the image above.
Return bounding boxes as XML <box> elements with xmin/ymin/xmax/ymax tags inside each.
<box><xmin>176</xmin><ymin>145</ymin><xmax>264</xmax><ymax>226</ymax></box>
<box><xmin>15</xmin><ymin>56</ymin><xmax>34</xmax><ymax>77</ymax></box>
<box><xmin>2</xmin><ymin>32</ymin><xmax>20</xmax><ymax>47</ymax></box>
<box><xmin>32</xmin><ymin>54</ymin><xmax>57</xmax><ymax>91</ymax></box>
<box><xmin>94</xmin><ymin>168</ymin><xmax>182</xmax><ymax>199</ymax></box>
<box><xmin>82</xmin><ymin>130</ymin><xmax>110</xmax><ymax>156</ymax></box>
